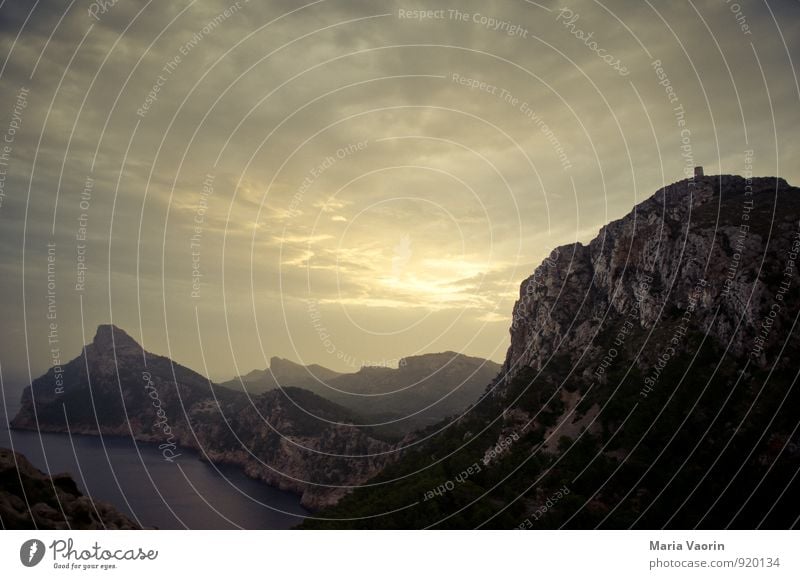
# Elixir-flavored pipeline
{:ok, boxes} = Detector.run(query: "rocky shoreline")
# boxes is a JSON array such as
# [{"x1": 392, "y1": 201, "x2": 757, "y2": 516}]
[{"x1": 0, "y1": 447, "x2": 139, "y2": 529}]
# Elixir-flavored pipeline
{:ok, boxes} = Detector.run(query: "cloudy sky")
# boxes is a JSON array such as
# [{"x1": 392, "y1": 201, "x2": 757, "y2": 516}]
[{"x1": 0, "y1": 0, "x2": 797, "y2": 389}]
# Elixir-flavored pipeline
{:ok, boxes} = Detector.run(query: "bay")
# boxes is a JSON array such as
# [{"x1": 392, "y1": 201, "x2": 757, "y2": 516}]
[{"x1": 0, "y1": 391, "x2": 308, "y2": 529}]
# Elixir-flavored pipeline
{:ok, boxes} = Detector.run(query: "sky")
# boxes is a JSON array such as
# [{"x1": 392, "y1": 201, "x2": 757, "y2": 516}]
[{"x1": 0, "y1": 0, "x2": 798, "y2": 389}]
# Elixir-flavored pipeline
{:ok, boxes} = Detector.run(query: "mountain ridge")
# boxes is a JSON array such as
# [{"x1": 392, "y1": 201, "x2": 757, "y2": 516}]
[
  {"x1": 11, "y1": 325, "x2": 394, "y2": 509},
  {"x1": 220, "y1": 351, "x2": 502, "y2": 434}
]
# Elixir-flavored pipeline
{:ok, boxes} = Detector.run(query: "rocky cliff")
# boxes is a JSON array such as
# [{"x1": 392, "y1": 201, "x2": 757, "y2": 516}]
[
  {"x1": 504, "y1": 174, "x2": 798, "y2": 380},
  {"x1": 11, "y1": 326, "x2": 393, "y2": 509},
  {"x1": 0, "y1": 447, "x2": 139, "y2": 529}
]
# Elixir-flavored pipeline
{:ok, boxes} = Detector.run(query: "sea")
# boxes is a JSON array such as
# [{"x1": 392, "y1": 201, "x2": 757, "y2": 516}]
[{"x1": 0, "y1": 386, "x2": 308, "y2": 529}]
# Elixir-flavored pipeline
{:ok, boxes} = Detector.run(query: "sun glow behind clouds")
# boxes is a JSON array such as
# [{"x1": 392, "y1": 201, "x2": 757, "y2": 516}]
[
  {"x1": 269, "y1": 169, "x2": 522, "y2": 315},
  {"x1": 313, "y1": 236, "x2": 516, "y2": 312},
  {"x1": 378, "y1": 255, "x2": 498, "y2": 306}
]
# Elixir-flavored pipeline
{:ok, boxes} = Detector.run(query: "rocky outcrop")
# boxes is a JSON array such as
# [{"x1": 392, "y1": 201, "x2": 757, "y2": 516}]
[
  {"x1": 0, "y1": 448, "x2": 138, "y2": 529},
  {"x1": 504, "y1": 175, "x2": 799, "y2": 380},
  {"x1": 495, "y1": 174, "x2": 800, "y2": 462},
  {"x1": 11, "y1": 326, "x2": 394, "y2": 510}
]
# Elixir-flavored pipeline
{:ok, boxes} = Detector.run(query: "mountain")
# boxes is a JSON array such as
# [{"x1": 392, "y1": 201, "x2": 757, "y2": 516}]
[
  {"x1": 219, "y1": 357, "x2": 343, "y2": 393},
  {"x1": 303, "y1": 174, "x2": 800, "y2": 529},
  {"x1": 325, "y1": 353, "x2": 501, "y2": 431},
  {"x1": 0, "y1": 447, "x2": 138, "y2": 529},
  {"x1": 11, "y1": 325, "x2": 393, "y2": 509},
  {"x1": 220, "y1": 353, "x2": 501, "y2": 434}
]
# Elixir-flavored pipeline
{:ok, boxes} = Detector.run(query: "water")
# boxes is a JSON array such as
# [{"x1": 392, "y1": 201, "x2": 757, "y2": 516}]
[{"x1": 0, "y1": 391, "x2": 308, "y2": 529}]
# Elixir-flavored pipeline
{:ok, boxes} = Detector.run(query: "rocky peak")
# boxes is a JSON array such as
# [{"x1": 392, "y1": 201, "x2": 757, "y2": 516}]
[
  {"x1": 91, "y1": 324, "x2": 142, "y2": 355},
  {"x1": 399, "y1": 351, "x2": 458, "y2": 370},
  {"x1": 269, "y1": 357, "x2": 343, "y2": 381},
  {"x1": 268, "y1": 356, "x2": 304, "y2": 376},
  {"x1": 648, "y1": 175, "x2": 786, "y2": 215},
  {"x1": 398, "y1": 351, "x2": 501, "y2": 374},
  {"x1": 503, "y1": 174, "x2": 799, "y2": 381}
]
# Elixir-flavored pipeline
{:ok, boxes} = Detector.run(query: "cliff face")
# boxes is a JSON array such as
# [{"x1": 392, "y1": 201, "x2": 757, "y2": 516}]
[
  {"x1": 11, "y1": 326, "x2": 393, "y2": 509},
  {"x1": 504, "y1": 175, "x2": 798, "y2": 379},
  {"x1": 180, "y1": 387, "x2": 394, "y2": 508},
  {"x1": 0, "y1": 447, "x2": 138, "y2": 529},
  {"x1": 304, "y1": 174, "x2": 800, "y2": 529}
]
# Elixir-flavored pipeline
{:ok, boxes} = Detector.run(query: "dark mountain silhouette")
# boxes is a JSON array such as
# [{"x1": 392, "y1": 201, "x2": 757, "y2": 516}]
[
  {"x1": 219, "y1": 357, "x2": 344, "y2": 393},
  {"x1": 220, "y1": 353, "x2": 501, "y2": 434}
]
